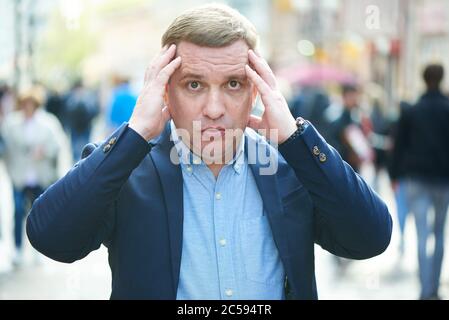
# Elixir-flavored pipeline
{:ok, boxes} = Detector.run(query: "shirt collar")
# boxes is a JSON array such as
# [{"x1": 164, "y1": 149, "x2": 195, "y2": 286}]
[{"x1": 170, "y1": 120, "x2": 245, "y2": 175}]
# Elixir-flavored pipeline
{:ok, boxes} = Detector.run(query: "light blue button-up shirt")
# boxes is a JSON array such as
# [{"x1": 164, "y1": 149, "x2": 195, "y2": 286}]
[{"x1": 170, "y1": 121, "x2": 285, "y2": 300}]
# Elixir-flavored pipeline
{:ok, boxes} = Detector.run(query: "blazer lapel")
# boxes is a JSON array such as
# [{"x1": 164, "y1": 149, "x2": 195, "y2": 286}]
[{"x1": 149, "y1": 124, "x2": 184, "y2": 294}]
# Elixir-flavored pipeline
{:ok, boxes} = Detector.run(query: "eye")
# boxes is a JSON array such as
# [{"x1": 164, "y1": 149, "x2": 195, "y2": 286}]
[
  {"x1": 188, "y1": 81, "x2": 201, "y2": 90},
  {"x1": 228, "y1": 80, "x2": 241, "y2": 90}
]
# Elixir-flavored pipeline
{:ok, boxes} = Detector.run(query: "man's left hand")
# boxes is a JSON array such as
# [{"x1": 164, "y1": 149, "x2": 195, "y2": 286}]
[{"x1": 245, "y1": 49, "x2": 297, "y2": 144}]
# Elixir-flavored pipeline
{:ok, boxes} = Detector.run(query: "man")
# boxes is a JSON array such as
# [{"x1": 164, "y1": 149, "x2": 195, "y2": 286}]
[
  {"x1": 390, "y1": 64, "x2": 449, "y2": 300},
  {"x1": 26, "y1": 4, "x2": 392, "y2": 299}
]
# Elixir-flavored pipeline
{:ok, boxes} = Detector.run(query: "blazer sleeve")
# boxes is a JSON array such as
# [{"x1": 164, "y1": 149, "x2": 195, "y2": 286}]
[
  {"x1": 279, "y1": 123, "x2": 392, "y2": 259},
  {"x1": 26, "y1": 123, "x2": 151, "y2": 263}
]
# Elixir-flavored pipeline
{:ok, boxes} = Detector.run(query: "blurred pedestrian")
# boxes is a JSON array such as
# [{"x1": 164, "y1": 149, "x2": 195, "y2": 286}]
[
  {"x1": 0, "y1": 130, "x2": 4, "y2": 157},
  {"x1": 0, "y1": 84, "x2": 14, "y2": 123},
  {"x1": 0, "y1": 86, "x2": 63, "y2": 266},
  {"x1": 369, "y1": 98, "x2": 393, "y2": 192},
  {"x1": 45, "y1": 89, "x2": 67, "y2": 130},
  {"x1": 388, "y1": 100, "x2": 412, "y2": 257},
  {"x1": 0, "y1": 84, "x2": 9, "y2": 244},
  {"x1": 328, "y1": 84, "x2": 374, "y2": 174},
  {"x1": 290, "y1": 86, "x2": 330, "y2": 136},
  {"x1": 107, "y1": 76, "x2": 137, "y2": 132},
  {"x1": 0, "y1": 85, "x2": 8, "y2": 155},
  {"x1": 390, "y1": 64, "x2": 449, "y2": 300},
  {"x1": 65, "y1": 80, "x2": 99, "y2": 162},
  {"x1": 326, "y1": 84, "x2": 376, "y2": 274}
]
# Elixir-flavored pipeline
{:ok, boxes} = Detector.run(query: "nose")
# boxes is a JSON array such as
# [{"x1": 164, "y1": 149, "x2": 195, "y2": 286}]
[{"x1": 203, "y1": 88, "x2": 225, "y2": 120}]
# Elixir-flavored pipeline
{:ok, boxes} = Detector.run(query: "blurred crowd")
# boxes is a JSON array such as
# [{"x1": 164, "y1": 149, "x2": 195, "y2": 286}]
[
  {"x1": 0, "y1": 58, "x2": 449, "y2": 299},
  {"x1": 0, "y1": 76, "x2": 137, "y2": 267},
  {"x1": 287, "y1": 63, "x2": 449, "y2": 300}
]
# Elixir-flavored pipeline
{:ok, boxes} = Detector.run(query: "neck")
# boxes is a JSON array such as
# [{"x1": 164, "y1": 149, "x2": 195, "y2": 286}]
[
  {"x1": 204, "y1": 152, "x2": 234, "y2": 178},
  {"x1": 195, "y1": 142, "x2": 243, "y2": 179},
  {"x1": 207, "y1": 163, "x2": 225, "y2": 178}
]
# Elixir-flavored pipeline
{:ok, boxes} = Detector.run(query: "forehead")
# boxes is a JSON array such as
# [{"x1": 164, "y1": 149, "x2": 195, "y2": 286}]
[{"x1": 176, "y1": 40, "x2": 249, "y2": 78}]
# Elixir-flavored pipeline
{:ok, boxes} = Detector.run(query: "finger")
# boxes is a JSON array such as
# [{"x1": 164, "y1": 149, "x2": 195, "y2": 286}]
[
  {"x1": 252, "y1": 49, "x2": 262, "y2": 57},
  {"x1": 145, "y1": 46, "x2": 168, "y2": 82},
  {"x1": 248, "y1": 50, "x2": 277, "y2": 89},
  {"x1": 245, "y1": 65, "x2": 272, "y2": 100},
  {"x1": 247, "y1": 114, "x2": 263, "y2": 130},
  {"x1": 156, "y1": 44, "x2": 177, "y2": 73},
  {"x1": 250, "y1": 49, "x2": 270, "y2": 68},
  {"x1": 155, "y1": 56, "x2": 182, "y2": 87},
  {"x1": 248, "y1": 49, "x2": 276, "y2": 86},
  {"x1": 153, "y1": 44, "x2": 171, "y2": 66},
  {"x1": 145, "y1": 44, "x2": 177, "y2": 83},
  {"x1": 162, "y1": 44, "x2": 170, "y2": 52}
]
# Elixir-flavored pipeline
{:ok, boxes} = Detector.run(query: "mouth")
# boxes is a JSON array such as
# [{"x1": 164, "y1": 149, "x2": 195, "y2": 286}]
[{"x1": 201, "y1": 126, "x2": 225, "y2": 139}]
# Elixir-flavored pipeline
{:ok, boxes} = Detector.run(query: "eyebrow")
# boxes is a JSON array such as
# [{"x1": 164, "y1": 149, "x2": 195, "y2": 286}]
[
  {"x1": 226, "y1": 74, "x2": 248, "y2": 82},
  {"x1": 179, "y1": 73, "x2": 205, "y2": 81},
  {"x1": 178, "y1": 73, "x2": 248, "y2": 82}
]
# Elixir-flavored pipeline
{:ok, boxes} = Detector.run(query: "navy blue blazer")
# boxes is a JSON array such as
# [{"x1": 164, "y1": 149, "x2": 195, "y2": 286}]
[{"x1": 26, "y1": 122, "x2": 392, "y2": 299}]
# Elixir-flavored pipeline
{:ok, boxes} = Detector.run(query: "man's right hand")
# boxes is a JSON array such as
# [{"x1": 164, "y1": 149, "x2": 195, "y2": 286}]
[{"x1": 129, "y1": 44, "x2": 181, "y2": 141}]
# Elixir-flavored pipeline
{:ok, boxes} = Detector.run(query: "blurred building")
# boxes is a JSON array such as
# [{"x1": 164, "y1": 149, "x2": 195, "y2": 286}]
[
  {"x1": 269, "y1": 0, "x2": 449, "y2": 112},
  {"x1": 78, "y1": 0, "x2": 273, "y2": 87},
  {"x1": 0, "y1": 0, "x2": 54, "y2": 92},
  {"x1": 2, "y1": 0, "x2": 449, "y2": 108}
]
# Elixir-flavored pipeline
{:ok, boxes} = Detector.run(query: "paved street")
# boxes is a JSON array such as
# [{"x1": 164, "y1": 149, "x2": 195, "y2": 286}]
[{"x1": 1, "y1": 159, "x2": 448, "y2": 300}]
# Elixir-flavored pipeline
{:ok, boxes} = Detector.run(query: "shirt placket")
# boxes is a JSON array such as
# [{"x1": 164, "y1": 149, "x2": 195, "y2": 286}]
[{"x1": 213, "y1": 167, "x2": 238, "y2": 299}]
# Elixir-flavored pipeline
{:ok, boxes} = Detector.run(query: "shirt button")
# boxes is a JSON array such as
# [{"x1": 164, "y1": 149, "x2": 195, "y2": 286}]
[
  {"x1": 219, "y1": 239, "x2": 227, "y2": 247},
  {"x1": 225, "y1": 289, "x2": 233, "y2": 297},
  {"x1": 313, "y1": 146, "x2": 320, "y2": 156},
  {"x1": 215, "y1": 192, "x2": 222, "y2": 200},
  {"x1": 193, "y1": 158, "x2": 201, "y2": 165}
]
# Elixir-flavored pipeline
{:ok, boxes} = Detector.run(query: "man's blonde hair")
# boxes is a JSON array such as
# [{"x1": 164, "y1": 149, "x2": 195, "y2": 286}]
[{"x1": 162, "y1": 3, "x2": 259, "y2": 50}]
